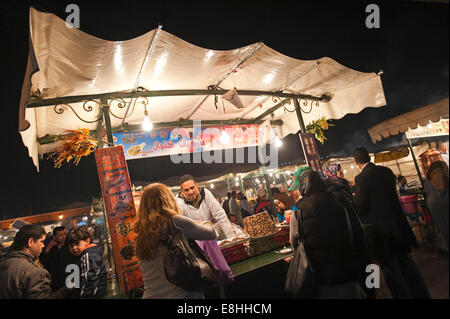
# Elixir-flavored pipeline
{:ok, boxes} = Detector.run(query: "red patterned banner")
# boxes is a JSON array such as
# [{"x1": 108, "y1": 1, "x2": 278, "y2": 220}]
[{"x1": 94, "y1": 145, "x2": 143, "y2": 296}]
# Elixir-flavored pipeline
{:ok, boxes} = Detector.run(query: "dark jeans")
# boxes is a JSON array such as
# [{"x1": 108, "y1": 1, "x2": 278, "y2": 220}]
[{"x1": 381, "y1": 254, "x2": 431, "y2": 299}]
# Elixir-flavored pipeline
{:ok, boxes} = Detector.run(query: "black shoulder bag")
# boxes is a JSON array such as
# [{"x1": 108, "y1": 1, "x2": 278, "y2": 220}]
[
  {"x1": 162, "y1": 217, "x2": 220, "y2": 292},
  {"x1": 284, "y1": 209, "x2": 318, "y2": 298}
]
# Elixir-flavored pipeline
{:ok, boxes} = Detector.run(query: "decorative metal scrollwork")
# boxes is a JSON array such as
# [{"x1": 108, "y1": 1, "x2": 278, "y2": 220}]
[
  {"x1": 271, "y1": 95, "x2": 295, "y2": 113},
  {"x1": 108, "y1": 98, "x2": 130, "y2": 119},
  {"x1": 53, "y1": 96, "x2": 151, "y2": 122},
  {"x1": 54, "y1": 100, "x2": 103, "y2": 123},
  {"x1": 298, "y1": 98, "x2": 320, "y2": 114}
]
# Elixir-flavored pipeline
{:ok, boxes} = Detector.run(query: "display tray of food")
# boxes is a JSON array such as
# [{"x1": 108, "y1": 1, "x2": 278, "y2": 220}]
[
  {"x1": 217, "y1": 236, "x2": 250, "y2": 249},
  {"x1": 243, "y1": 211, "x2": 277, "y2": 238},
  {"x1": 220, "y1": 242, "x2": 250, "y2": 264}
]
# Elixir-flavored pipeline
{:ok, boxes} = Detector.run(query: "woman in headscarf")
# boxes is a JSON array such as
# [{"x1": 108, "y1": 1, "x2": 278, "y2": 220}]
[
  {"x1": 324, "y1": 163, "x2": 352, "y2": 195},
  {"x1": 323, "y1": 164, "x2": 375, "y2": 298},
  {"x1": 424, "y1": 161, "x2": 449, "y2": 254},
  {"x1": 288, "y1": 167, "x2": 367, "y2": 299}
]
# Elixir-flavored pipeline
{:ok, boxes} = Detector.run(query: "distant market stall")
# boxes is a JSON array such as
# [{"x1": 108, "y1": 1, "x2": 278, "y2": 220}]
[
  {"x1": 14, "y1": 7, "x2": 387, "y2": 297},
  {"x1": 368, "y1": 98, "x2": 449, "y2": 187}
]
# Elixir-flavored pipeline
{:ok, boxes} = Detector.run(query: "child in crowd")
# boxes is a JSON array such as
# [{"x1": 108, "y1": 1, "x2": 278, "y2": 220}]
[{"x1": 66, "y1": 225, "x2": 107, "y2": 299}]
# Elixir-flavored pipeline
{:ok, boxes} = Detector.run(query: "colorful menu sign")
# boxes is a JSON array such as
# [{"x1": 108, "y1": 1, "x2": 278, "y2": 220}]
[
  {"x1": 299, "y1": 132, "x2": 324, "y2": 177},
  {"x1": 94, "y1": 145, "x2": 143, "y2": 296},
  {"x1": 113, "y1": 124, "x2": 261, "y2": 160}
]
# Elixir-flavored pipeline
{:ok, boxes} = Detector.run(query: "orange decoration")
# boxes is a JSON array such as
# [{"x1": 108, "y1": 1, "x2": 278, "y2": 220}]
[{"x1": 47, "y1": 129, "x2": 99, "y2": 168}]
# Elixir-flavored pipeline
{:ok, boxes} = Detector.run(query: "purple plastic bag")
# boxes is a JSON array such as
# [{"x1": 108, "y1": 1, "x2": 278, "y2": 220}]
[{"x1": 196, "y1": 240, "x2": 235, "y2": 285}]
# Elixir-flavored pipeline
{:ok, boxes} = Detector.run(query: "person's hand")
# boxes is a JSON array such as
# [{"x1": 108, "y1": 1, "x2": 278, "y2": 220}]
[{"x1": 45, "y1": 238, "x2": 57, "y2": 253}]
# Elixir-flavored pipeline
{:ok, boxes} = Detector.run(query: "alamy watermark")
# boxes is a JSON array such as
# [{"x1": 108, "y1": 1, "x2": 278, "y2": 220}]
[
  {"x1": 365, "y1": 4, "x2": 380, "y2": 29},
  {"x1": 65, "y1": 264, "x2": 80, "y2": 288},
  {"x1": 65, "y1": 4, "x2": 80, "y2": 29},
  {"x1": 366, "y1": 264, "x2": 380, "y2": 288},
  {"x1": 169, "y1": 121, "x2": 279, "y2": 169}
]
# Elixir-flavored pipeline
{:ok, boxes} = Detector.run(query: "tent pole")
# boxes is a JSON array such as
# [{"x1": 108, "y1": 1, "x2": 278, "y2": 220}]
[
  {"x1": 293, "y1": 98, "x2": 307, "y2": 133},
  {"x1": 257, "y1": 147, "x2": 277, "y2": 218},
  {"x1": 102, "y1": 98, "x2": 114, "y2": 145},
  {"x1": 406, "y1": 134, "x2": 424, "y2": 188}
]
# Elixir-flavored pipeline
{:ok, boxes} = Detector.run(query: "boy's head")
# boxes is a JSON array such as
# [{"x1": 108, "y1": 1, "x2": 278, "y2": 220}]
[{"x1": 66, "y1": 225, "x2": 93, "y2": 256}]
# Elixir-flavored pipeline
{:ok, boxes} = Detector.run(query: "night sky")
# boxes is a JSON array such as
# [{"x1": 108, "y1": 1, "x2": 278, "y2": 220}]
[{"x1": 1, "y1": 0, "x2": 448, "y2": 218}]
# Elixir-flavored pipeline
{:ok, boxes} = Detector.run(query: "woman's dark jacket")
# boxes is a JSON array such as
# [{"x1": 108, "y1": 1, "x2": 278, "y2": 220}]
[
  {"x1": 294, "y1": 191, "x2": 362, "y2": 286},
  {"x1": 323, "y1": 179, "x2": 373, "y2": 269}
]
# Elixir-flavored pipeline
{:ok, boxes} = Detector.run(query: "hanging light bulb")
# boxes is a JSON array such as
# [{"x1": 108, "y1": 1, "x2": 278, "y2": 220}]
[
  {"x1": 142, "y1": 110, "x2": 153, "y2": 131},
  {"x1": 427, "y1": 121, "x2": 433, "y2": 129},
  {"x1": 275, "y1": 136, "x2": 282, "y2": 148},
  {"x1": 221, "y1": 128, "x2": 230, "y2": 144},
  {"x1": 210, "y1": 184, "x2": 214, "y2": 188},
  {"x1": 235, "y1": 182, "x2": 239, "y2": 186},
  {"x1": 255, "y1": 178, "x2": 260, "y2": 183}
]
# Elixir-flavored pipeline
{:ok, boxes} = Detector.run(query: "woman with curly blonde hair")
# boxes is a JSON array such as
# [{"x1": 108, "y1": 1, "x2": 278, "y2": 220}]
[{"x1": 134, "y1": 183, "x2": 217, "y2": 299}]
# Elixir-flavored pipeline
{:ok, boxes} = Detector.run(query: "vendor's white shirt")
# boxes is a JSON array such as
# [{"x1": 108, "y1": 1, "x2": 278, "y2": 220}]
[
  {"x1": 177, "y1": 188, "x2": 236, "y2": 239},
  {"x1": 441, "y1": 152, "x2": 449, "y2": 169}
]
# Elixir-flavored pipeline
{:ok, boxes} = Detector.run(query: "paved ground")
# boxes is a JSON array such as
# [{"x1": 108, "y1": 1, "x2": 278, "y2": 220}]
[{"x1": 376, "y1": 240, "x2": 449, "y2": 299}]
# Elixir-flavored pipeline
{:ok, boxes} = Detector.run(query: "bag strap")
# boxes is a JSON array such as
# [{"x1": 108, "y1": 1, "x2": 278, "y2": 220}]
[
  {"x1": 294, "y1": 207, "x2": 315, "y2": 272},
  {"x1": 343, "y1": 207, "x2": 354, "y2": 250},
  {"x1": 294, "y1": 208, "x2": 304, "y2": 245}
]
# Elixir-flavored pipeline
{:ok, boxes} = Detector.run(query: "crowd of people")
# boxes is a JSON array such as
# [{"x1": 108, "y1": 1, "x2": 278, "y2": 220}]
[{"x1": 0, "y1": 145, "x2": 447, "y2": 299}]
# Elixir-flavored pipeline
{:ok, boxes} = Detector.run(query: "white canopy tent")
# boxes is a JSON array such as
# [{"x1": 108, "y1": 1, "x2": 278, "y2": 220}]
[
  {"x1": 20, "y1": 7, "x2": 386, "y2": 170},
  {"x1": 367, "y1": 97, "x2": 449, "y2": 187},
  {"x1": 367, "y1": 98, "x2": 449, "y2": 144}
]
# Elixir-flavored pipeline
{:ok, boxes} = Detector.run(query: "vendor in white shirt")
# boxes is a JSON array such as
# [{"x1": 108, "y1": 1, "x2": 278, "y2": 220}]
[{"x1": 176, "y1": 174, "x2": 236, "y2": 239}]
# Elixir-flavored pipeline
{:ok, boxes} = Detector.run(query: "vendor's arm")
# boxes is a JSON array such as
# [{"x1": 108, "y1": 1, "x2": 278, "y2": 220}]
[
  {"x1": 205, "y1": 189, "x2": 236, "y2": 238},
  {"x1": 174, "y1": 215, "x2": 217, "y2": 241}
]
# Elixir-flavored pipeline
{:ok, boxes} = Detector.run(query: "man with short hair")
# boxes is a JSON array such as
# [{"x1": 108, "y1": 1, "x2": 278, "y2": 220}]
[
  {"x1": 229, "y1": 191, "x2": 244, "y2": 227},
  {"x1": 352, "y1": 146, "x2": 431, "y2": 299},
  {"x1": 223, "y1": 192, "x2": 232, "y2": 217},
  {"x1": 177, "y1": 174, "x2": 236, "y2": 239},
  {"x1": 437, "y1": 142, "x2": 449, "y2": 168},
  {"x1": 0, "y1": 224, "x2": 72, "y2": 299},
  {"x1": 40, "y1": 226, "x2": 80, "y2": 291}
]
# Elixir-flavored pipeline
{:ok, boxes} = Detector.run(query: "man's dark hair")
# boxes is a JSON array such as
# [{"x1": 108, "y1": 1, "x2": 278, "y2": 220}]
[
  {"x1": 66, "y1": 225, "x2": 93, "y2": 245},
  {"x1": 179, "y1": 174, "x2": 195, "y2": 186},
  {"x1": 12, "y1": 224, "x2": 46, "y2": 251},
  {"x1": 397, "y1": 175, "x2": 406, "y2": 182},
  {"x1": 231, "y1": 191, "x2": 236, "y2": 196},
  {"x1": 52, "y1": 226, "x2": 66, "y2": 236},
  {"x1": 226, "y1": 192, "x2": 232, "y2": 198},
  {"x1": 353, "y1": 147, "x2": 371, "y2": 164}
]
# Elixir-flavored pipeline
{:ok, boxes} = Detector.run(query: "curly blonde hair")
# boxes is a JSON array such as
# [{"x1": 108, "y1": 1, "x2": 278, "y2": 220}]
[{"x1": 134, "y1": 183, "x2": 181, "y2": 260}]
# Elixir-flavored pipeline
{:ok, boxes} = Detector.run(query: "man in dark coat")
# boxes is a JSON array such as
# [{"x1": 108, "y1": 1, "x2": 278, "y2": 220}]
[
  {"x1": 0, "y1": 224, "x2": 72, "y2": 299},
  {"x1": 352, "y1": 147, "x2": 430, "y2": 299},
  {"x1": 39, "y1": 226, "x2": 80, "y2": 291}
]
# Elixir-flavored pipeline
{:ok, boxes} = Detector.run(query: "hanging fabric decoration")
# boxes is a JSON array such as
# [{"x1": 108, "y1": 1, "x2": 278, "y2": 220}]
[{"x1": 221, "y1": 88, "x2": 245, "y2": 109}]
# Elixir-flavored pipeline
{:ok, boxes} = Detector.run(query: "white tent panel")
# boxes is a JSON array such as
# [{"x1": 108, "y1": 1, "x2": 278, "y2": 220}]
[
  {"x1": 22, "y1": 7, "x2": 387, "y2": 170},
  {"x1": 368, "y1": 98, "x2": 449, "y2": 143}
]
